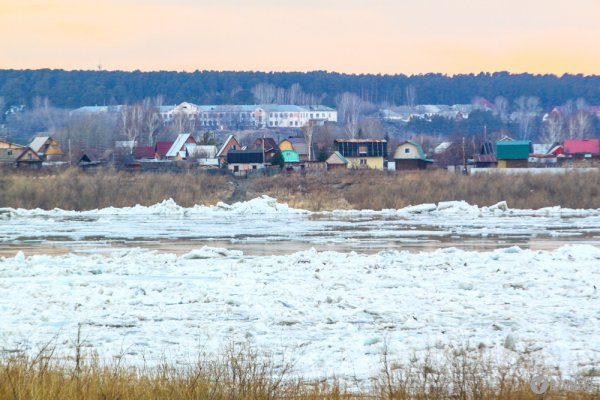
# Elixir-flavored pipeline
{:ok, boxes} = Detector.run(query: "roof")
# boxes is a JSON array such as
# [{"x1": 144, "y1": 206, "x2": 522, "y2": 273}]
[
  {"x1": 227, "y1": 150, "x2": 264, "y2": 164},
  {"x1": 496, "y1": 140, "x2": 532, "y2": 160},
  {"x1": 155, "y1": 141, "x2": 174, "y2": 157},
  {"x1": 434, "y1": 141, "x2": 452, "y2": 154},
  {"x1": 133, "y1": 146, "x2": 155, "y2": 159},
  {"x1": 326, "y1": 151, "x2": 349, "y2": 165},
  {"x1": 16, "y1": 148, "x2": 43, "y2": 163},
  {"x1": 28, "y1": 136, "x2": 50, "y2": 153},
  {"x1": 336, "y1": 139, "x2": 387, "y2": 158},
  {"x1": 563, "y1": 139, "x2": 600, "y2": 155},
  {"x1": 281, "y1": 150, "x2": 300, "y2": 163},
  {"x1": 254, "y1": 138, "x2": 278, "y2": 152},
  {"x1": 473, "y1": 154, "x2": 497, "y2": 163},
  {"x1": 216, "y1": 135, "x2": 238, "y2": 157},
  {"x1": 166, "y1": 133, "x2": 194, "y2": 157},
  {"x1": 334, "y1": 139, "x2": 387, "y2": 143}
]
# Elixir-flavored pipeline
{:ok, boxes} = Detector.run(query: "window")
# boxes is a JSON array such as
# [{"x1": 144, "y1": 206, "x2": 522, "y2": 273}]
[
  {"x1": 231, "y1": 145, "x2": 236, "y2": 150},
  {"x1": 359, "y1": 145, "x2": 368, "y2": 155},
  {"x1": 360, "y1": 159, "x2": 367, "y2": 165},
  {"x1": 404, "y1": 148, "x2": 411, "y2": 154},
  {"x1": 252, "y1": 165, "x2": 257, "y2": 170},
  {"x1": 7, "y1": 150, "x2": 12, "y2": 155}
]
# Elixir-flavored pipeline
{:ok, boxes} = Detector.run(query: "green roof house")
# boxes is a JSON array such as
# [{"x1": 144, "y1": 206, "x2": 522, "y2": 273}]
[
  {"x1": 496, "y1": 140, "x2": 532, "y2": 168},
  {"x1": 393, "y1": 140, "x2": 433, "y2": 170}
]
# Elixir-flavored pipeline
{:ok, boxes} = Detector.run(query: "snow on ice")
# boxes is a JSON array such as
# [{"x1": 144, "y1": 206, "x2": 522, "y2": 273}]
[{"x1": 0, "y1": 244, "x2": 598, "y2": 380}]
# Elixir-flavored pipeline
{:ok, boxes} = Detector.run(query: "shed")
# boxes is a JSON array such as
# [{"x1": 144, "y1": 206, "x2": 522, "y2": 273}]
[
  {"x1": 11, "y1": 147, "x2": 43, "y2": 168},
  {"x1": 325, "y1": 151, "x2": 349, "y2": 170}
]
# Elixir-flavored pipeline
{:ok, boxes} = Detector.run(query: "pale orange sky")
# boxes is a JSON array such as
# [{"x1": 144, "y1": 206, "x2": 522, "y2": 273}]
[{"x1": 1, "y1": 0, "x2": 599, "y2": 75}]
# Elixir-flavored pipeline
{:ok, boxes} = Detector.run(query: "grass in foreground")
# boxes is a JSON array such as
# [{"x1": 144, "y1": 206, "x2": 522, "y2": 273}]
[{"x1": 1, "y1": 342, "x2": 598, "y2": 400}]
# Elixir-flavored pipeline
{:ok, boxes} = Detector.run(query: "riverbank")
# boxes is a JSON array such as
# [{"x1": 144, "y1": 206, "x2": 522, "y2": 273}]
[{"x1": 1, "y1": 168, "x2": 600, "y2": 211}]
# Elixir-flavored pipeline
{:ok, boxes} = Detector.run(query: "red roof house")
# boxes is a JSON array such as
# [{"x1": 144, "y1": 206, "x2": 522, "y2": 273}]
[{"x1": 563, "y1": 139, "x2": 600, "y2": 156}]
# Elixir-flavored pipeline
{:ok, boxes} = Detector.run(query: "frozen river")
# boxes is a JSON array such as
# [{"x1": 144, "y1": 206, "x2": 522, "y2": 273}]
[{"x1": 1, "y1": 196, "x2": 599, "y2": 380}]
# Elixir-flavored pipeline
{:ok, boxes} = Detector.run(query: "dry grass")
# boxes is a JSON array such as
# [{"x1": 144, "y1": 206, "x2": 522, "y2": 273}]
[
  {"x1": 249, "y1": 169, "x2": 600, "y2": 211},
  {"x1": 2, "y1": 168, "x2": 600, "y2": 211},
  {"x1": 0, "y1": 168, "x2": 232, "y2": 210},
  {"x1": 1, "y1": 339, "x2": 598, "y2": 400}
]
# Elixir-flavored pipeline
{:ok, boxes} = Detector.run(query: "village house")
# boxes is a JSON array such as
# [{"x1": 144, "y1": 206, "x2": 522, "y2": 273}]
[
  {"x1": 496, "y1": 140, "x2": 532, "y2": 168},
  {"x1": 28, "y1": 136, "x2": 65, "y2": 161},
  {"x1": 216, "y1": 135, "x2": 241, "y2": 167},
  {"x1": 0, "y1": 139, "x2": 43, "y2": 168},
  {"x1": 279, "y1": 137, "x2": 309, "y2": 161},
  {"x1": 393, "y1": 140, "x2": 434, "y2": 170},
  {"x1": 226, "y1": 150, "x2": 264, "y2": 175},
  {"x1": 561, "y1": 139, "x2": 600, "y2": 167},
  {"x1": 334, "y1": 138, "x2": 387, "y2": 170}
]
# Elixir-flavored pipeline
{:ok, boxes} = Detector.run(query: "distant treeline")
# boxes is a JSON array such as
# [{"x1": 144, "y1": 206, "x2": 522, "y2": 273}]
[{"x1": 1, "y1": 69, "x2": 600, "y2": 109}]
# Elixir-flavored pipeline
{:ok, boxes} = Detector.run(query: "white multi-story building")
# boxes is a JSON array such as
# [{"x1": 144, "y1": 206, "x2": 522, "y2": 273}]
[
  {"x1": 72, "y1": 102, "x2": 338, "y2": 130},
  {"x1": 164, "y1": 103, "x2": 337, "y2": 130}
]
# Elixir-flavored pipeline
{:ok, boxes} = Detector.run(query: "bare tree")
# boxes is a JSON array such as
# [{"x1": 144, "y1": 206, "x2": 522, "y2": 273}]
[
  {"x1": 359, "y1": 117, "x2": 383, "y2": 138},
  {"x1": 539, "y1": 112, "x2": 564, "y2": 143},
  {"x1": 493, "y1": 96, "x2": 509, "y2": 122},
  {"x1": 142, "y1": 96, "x2": 164, "y2": 146},
  {"x1": 119, "y1": 103, "x2": 144, "y2": 153},
  {"x1": 336, "y1": 92, "x2": 363, "y2": 138},
  {"x1": 405, "y1": 84, "x2": 417, "y2": 109},
  {"x1": 302, "y1": 120, "x2": 316, "y2": 161},
  {"x1": 514, "y1": 96, "x2": 541, "y2": 140},
  {"x1": 567, "y1": 111, "x2": 591, "y2": 139}
]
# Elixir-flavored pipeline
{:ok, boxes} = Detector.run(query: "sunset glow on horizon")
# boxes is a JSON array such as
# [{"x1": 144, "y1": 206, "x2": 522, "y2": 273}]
[{"x1": 1, "y1": 0, "x2": 599, "y2": 75}]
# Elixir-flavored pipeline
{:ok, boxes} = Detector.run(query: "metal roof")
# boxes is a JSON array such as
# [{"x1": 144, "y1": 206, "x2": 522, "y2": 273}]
[
  {"x1": 281, "y1": 150, "x2": 300, "y2": 163},
  {"x1": 28, "y1": 136, "x2": 50, "y2": 153},
  {"x1": 155, "y1": 141, "x2": 174, "y2": 156},
  {"x1": 496, "y1": 140, "x2": 532, "y2": 160},
  {"x1": 227, "y1": 150, "x2": 264, "y2": 164},
  {"x1": 334, "y1": 139, "x2": 387, "y2": 143},
  {"x1": 166, "y1": 133, "x2": 193, "y2": 157},
  {"x1": 563, "y1": 139, "x2": 600, "y2": 155}
]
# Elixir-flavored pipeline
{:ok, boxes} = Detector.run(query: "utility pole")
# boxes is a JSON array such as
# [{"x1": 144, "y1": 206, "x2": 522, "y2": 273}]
[{"x1": 462, "y1": 136, "x2": 467, "y2": 175}]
